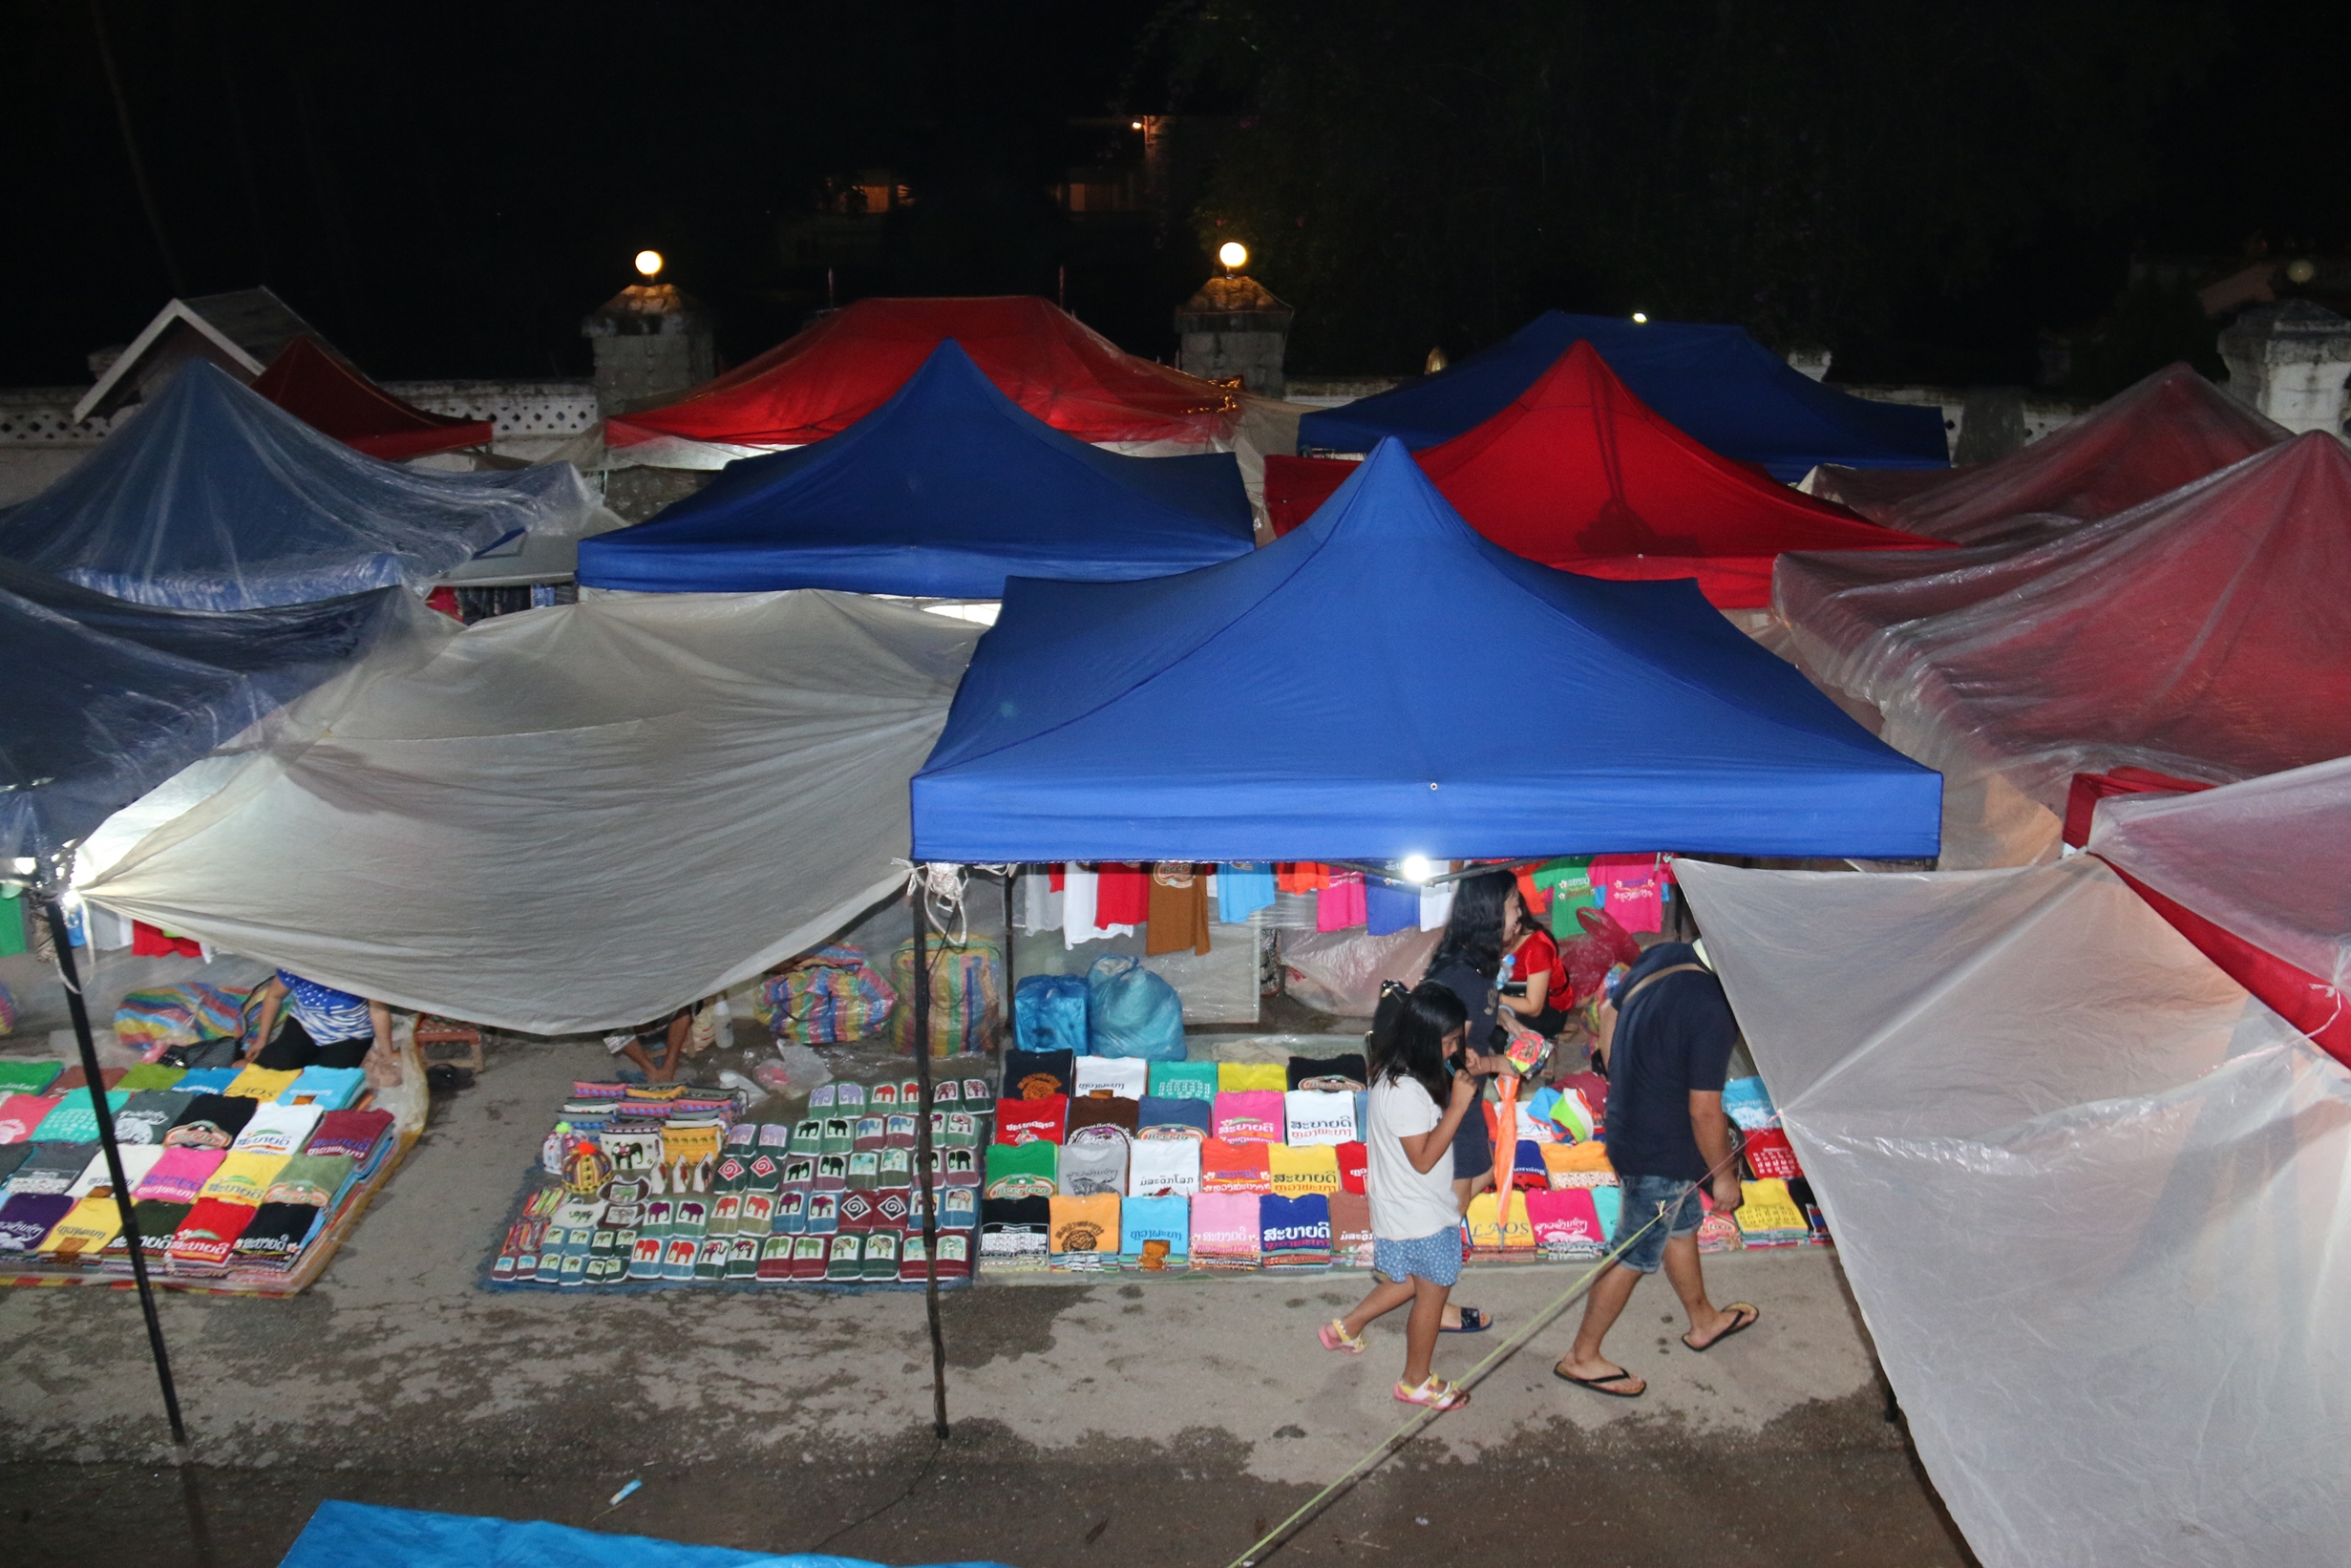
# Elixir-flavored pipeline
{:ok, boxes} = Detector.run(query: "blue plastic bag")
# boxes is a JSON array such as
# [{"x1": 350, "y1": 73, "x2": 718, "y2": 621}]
[
  {"x1": 1086, "y1": 954, "x2": 1186, "y2": 1061},
  {"x1": 1014, "y1": 974, "x2": 1092, "y2": 1057}
]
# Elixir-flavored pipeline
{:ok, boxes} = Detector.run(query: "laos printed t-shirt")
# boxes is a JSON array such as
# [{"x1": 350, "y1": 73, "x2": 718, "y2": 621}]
[
  {"x1": 1466, "y1": 1190, "x2": 1535, "y2": 1250},
  {"x1": 1198, "y1": 1137, "x2": 1271, "y2": 1194},
  {"x1": 1526, "y1": 1187, "x2": 1607, "y2": 1255},
  {"x1": 1072, "y1": 1056, "x2": 1148, "y2": 1099},
  {"x1": 1048, "y1": 1193, "x2": 1119, "y2": 1260},
  {"x1": 984, "y1": 1139, "x2": 1058, "y2": 1198},
  {"x1": 1137, "y1": 1096, "x2": 1211, "y2": 1137},
  {"x1": 231, "y1": 1103, "x2": 322, "y2": 1157},
  {"x1": 1259, "y1": 1193, "x2": 1333, "y2": 1266},
  {"x1": 1127, "y1": 1137, "x2": 1200, "y2": 1197},
  {"x1": 1188, "y1": 1192, "x2": 1260, "y2": 1261},
  {"x1": 1147, "y1": 1062, "x2": 1218, "y2": 1102},
  {"x1": 1216, "y1": 1062, "x2": 1286, "y2": 1094},
  {"x1": 1059, "y1": 1126, "x2": 1129, "y2": 1196},
  {"x1": 1211, "y1": 1091, "x2": 1283, "y2": 1143},
  {"x1": 1281, "y1": 1090, "x2": 1356, "y2": 1145},
  {"x1": 994, "y1": 1095, "x2": 1067, "y2": 1146},
  {"x1": 1119, "y1": 1194, "x2": 1190, "y2": 1264},
  {"x1": 1003, "y1": 1048, "x2": 1075, "y2": 1101},
  {"x1": 34, "y1": 1091, "x2": 129, "y2": 1144},
  {"x1": 1267, "y1": 1143, "x2": 1341, "y2": 1197}
]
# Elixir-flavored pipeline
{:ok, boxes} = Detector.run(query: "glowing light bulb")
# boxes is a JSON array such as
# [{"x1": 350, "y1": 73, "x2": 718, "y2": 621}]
[
  {"x1": 634, "y1": 249, "x2": 665, "y2": 279},
  {"x1": 1218, "y1": 241, "x2": 1248, "y2": 270},
  {"x1": 1631, "y1": 310, "x2": 1648, "y2": 324},
  {"x1": 1131, "y1": 119, "x2": 1145, "y2": 130},
  {"x1": 1400, "y1": 855, "x2": 1434, "y2": 883}
]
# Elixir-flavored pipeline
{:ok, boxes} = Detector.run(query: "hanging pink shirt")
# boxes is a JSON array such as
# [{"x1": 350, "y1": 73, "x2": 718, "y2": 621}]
[
  {"x1": 1315, "y1": 871, "x2": 1368, "y2": 932},
  {"x1": 1588, "y1": 854, "x2": 1664, "y2": 933}
]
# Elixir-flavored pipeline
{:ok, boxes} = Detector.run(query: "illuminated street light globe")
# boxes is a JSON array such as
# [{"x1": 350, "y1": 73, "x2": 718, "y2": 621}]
[
  {"x1": 1218, "y1": 241, "x2": 1249, "y2": 270},
  {"x1": 634, "y1": 250, "x2": 665, "y2": 279}
]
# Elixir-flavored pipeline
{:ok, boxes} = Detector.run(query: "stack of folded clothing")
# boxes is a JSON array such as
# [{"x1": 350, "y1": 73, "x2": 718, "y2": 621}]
[
  {"x1": 1048, "y1": 1191, "x2": 1119, "y2": 1272},
  {"x1": 199, "y1": 1151, "x2": 288, "y2": 1210},
  {"x1": 229, "y1": 1154, "x2": 357, "y2": 1271},
  {"x1": 35, "y1": 1194, "x2": 126, "y2": 1265},
  {"x1": 1740, "y1": 1127, "x2": 1803, "y2": 1181},
  {"x1": 172, "y1": 1067, "x2": 242, "y2": 1095},
  {"x1": 1525, "y1": 1187, "x2": 1609, "y2": 1258},
  {"x1": 980, "y1": 1196, "x2": 1050, "y2": 1272},
  {"x1": 1068, "y1": 1091, "x2": 1139, "y2": 1136},
  {"x1": 224, "y1": 1064, "x2": 300, "y2": 1101},
  {"x1": 1136, "y1": 1095, "x2": 1211, "y2": 1140},
  {"x1": 34, "y1": 1091, "x2": 129, "y2": 1144},
  {"x1": 168, "y1": 1196, "x2": 257, "y2": 1274},
  {"x1": 1281, "y1": 1089, "x2": 1356, "y2": 1146},
  {"x1": 165, "y1": 1094, "x2": 257, "y2": 1150},
  {"x1": 114, "y1": 1088, "x2": 198, "y2": 1145},
  {"x1": 1146, "y1": 1060, "x2": 1218, "y2": 1103},
  {"x1": 308, "y1": 1109, "x2": 396, "y2": 1177},
  {"x1": 1128, "y1": 1134, "x2": 1201, "y2": 1197},
  {"x1": 1268, "y1": 1142, "x2": 1341, "y2": 1197},
  {"x1": 1059, "y1": 1124, "x2": 1130, "y2": 1196},
  {"x1": 1212, "y1": 1089, "x2": 1284, "y2": 1144},
  {"x1": 1258, "y1": 1193, "x2": 1332, "y2": 1270},
  {"x1": 1217, "y1": 1062, "x2": 1286, "y2": 1094},
  {"x1": 8, "y1": 1142, "x2": 95, "y2": 1197},
  {"x1": 995, "y1": 1093, "x2": 1068, "y2": 1147},
  {"x1": 1466, "y1": 1191, "x2": 1534, "y2": 1259},
  {"x1": 0, "y1": 1191, "x2": 74, "y2": 1255},
  {"x1": 1117, "y1": 1193, "x2": 1190, "y2": 1270},
  {"x1": 0, "y1": 1094, "x2": 63, "y2": 1143},
  {"x1": 230, "y1": 1103, "x2": 323, "y2": 1158},
  {"x1": 1540, "y1": 1140, "x2": 1617, "y2": 1189},
  {"x1": 1730, "y1": 1178, "x2": 1811, "y2": 1247},
  {"x1": 1002, "y1": 1048, "x2": 1075, "y2": 1101},
  {"x1": 1198, "y1": 1137, "x2": 1271, "y2": 1195},
  {"x1": 1328, "y1": 1191, "x2": 1375, "y2": 1268},
  {"x1": 134, "y1": 1146, "x2": 224, "y2": 1205},
  {"x1": 278, "y1": 1065, "x2": 368, "y2": 1111},
  {"x1": 984, "y1": 1139, "x2": 1056, "y2": 1198},
  {"x1": 100, "y1": 1197, "x2": 195, "y2": 1272},
  {"x1": 1187, "y1": 1191, "x2": 1260, "y2": 1271},
  {"x1": 1072, "y1": 1056, "x2": 1148, "y2": 1100},
  {"x1": 0, "y1": 1061, "x2": 63, "y2": 1095},
  {"x1": 71, "y1": 1145, "x2": 163, "y2": 1197}
]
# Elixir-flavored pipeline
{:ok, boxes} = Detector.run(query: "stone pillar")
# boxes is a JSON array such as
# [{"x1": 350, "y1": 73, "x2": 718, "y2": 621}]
[
  {"x1": 1175, "y1": 276, "x2": 1294, "y2": 398},
  {"x1": 2217, "y1": 300, "x2": 2351, "y2": 438},
  {"x1": 581, "y1": 283, "x2": 715, "y2": 418}
]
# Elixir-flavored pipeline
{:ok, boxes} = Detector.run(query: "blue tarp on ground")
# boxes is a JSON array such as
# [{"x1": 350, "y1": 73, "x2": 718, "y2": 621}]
[
  {"x1": 278, "y1": 1500, "x2": 1015, "y2": 1568},
  {"x1": 1298, "y1": 311, "x2": 1950, "y2": 481},
  {"x1": 912, "y1": 441, "x2": 1941, "y2": 862},
  {"x1": 577, "y1": 343, "x2": 1255, "y2": 597},
  {"x1": 0, "y1": 555, "x2": 408, "y2": 864},
  {"x1": 0, "y1": 360, "x2": 604, "y2": 609}
]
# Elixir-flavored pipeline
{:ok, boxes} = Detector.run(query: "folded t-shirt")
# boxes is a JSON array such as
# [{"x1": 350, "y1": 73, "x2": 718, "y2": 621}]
[
  {"x1": 1198, "y1": 1137, "x2": 1272, "y2": 1195},
  {"x1": 1335, "y1": 1140, "x2": 1369, "y2": 1194},
  {"x1": 0, "y1": 1094, "x2": 63, "y2": 1144},
  {"x1": 114, "y1": 1090, "x2": 197, "y2": 1145},
  {"x1": 994, "y1": 1095, "x2": 1067, "y2": 1146},
  {"x1": 0, "y1": 1191, "x2": 75, "y2": 1251},
  {"x1": 68, "y1": 1144, "x2": 164, "y2": 1197},
  {"x1": 222, "y1": 1066, "x2": 301, "y2": 1101},
  {"x1": 1072, "y1": 1056, "x2": 1149, "y2": 1100},
  {"x1": 1286, "y1": 1053, "x2": 1368, "y2": 1091},
  {"x1": 1068, "y1": 1093, "x2": 1141, "y2": 1135},
  {"x1": 1328, "y1": 1190, "x2": 1375, "y2": 1263},
  {"x1": 1136, "y1": 1096, "x2": 1212, "y2": 1138},
  {"x1": 1268, "y1": 1142, "x2": 1342, "y2": 1197},
  {"x1": 1128, "y1": 1136, "x2": 1201, "y2": 1197},
  {"x1": 1048, "y1": 1192, "x2": 1119, "y2": 1261},
  {"x1": 34, "y1": 1091, "x2": 129, "y2": 1144},
  {"x1": 52, "y1": 1065, "x2": 128, "y2": 1094},
  {"x1": 1212, "y1": 1090, "x2": 1283, "y2": 1144},
  {"x1": 114, "y1": 1064, "x2": 187, "y2": 1092},
  {"x1": 230, "y1": 1103, "x2": 323, "y2": 1157},
  {"x1": 1002, "y1": 1048, "x2": 1076, "y2": 1101},
  {"x1": 0, "y1": 1062, "x2": 63, "y2": 1094},
  {"x1": 200, "y1": 1152, "x2": 288, "y2": 1207},
  {"x1": 1118, "y1": 1193, "x2": 1190, "y2": 1266},
  {"x1": 984, "y1": 1138, "x2": 1058, "y2": 1198},
  {"x1": 978, "y1": 1196, "x2": 1050, "y2": 1267},
  {"x1": 1526, "y1": 1187, "x2": 1607, "y2": 1255},
  {"x1": 1146, "y1": 1061, "x2": 1218, "y2": 1102},
  {"x1": 135, "y1": 1145, "x2": 226, "y2": 1203},
  {"x1": 1260, "y1": 1193, "x2": 1333, "y2": 1266},
  {"x1": 37, "y1": 1194, "x2": 124, "y2": 1260},
  {"x1": 306, "y1": 1109, "x2": 394, "y2": 1160},
  {"x1": 1216, "y1": 1062, "x2": 1287, "y2": 1093},
  {"x1": 7, "y1": 1143, "x2": 94, "y2": 1196},
  {"x1": 278, "y1": 1066, "x2": 368, "y2": 1111},
  {"x1": 1059, "y1": 1125, "x2": 1130, "y2": 1196},
  {"x1": 262, "y1": 1153, "x2": 355, "y2": 1209},
  {"x1": 1188, "y1": 1191, "x2": 1261, "y2": 1261},
  {"x1": 1466, "y1": 1190, "x2": 1534, "y2": 1251},
  {"x1": 167, "y1": 1198, "x2": 257, "y2": 1267},
  {"x1": 231, "y1": 1202, "x2": 325, "y2": 1261},
  {"x1": 0, "y1": 1145, "x2": 29, "y2": 1186},
  {"x1": 172, "y1": 1067, "x2": 242, "y2": 1094},
  {"x1": 165, "y1": 1093, "x2": 258, "y2": 1150},
  {"x1": 1282, "y1": 1090, "x2": 1357, "y2": 1146},
  {"x1": 108, "y1": 1199, "x2": 190, "y2": 1253}
]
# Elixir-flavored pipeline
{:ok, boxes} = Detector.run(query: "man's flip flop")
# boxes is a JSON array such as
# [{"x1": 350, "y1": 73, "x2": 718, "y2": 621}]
[
  {"x1": 1682, "y1": 1303, "x2": 1760, "y2": 1353},
  {"x1": 1554, "y1": 1366, "x2": 1644, "y2": 1398},
  {"x1": 1440, "y1": 1307, "x2": 1493, "y2": 1334}
]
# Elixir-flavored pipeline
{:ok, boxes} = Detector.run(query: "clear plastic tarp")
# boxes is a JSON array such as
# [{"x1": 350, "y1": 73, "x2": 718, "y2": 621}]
[
  {"x1": 1675, "y1": 854, "x2": 2351, "y2": 1568},
  {"x1": 1811, "y1": 364, "x2": 2287, "y2": 542},
  {"x1": 1, "y1": 554, "x2": 418, "y2": 866},
  {"x1": 0, "y1": 361, "x2": 613, "y2": 609},
  {"x1": 1774, "y1": 432, "x2": 2351, "y2": 866},
  {"x1": 81, "y1": 591, "x2": 980, "y2": 1033},
  {"x1": 2091, "y1": 756, "x2": 2351, "y2": 994}
]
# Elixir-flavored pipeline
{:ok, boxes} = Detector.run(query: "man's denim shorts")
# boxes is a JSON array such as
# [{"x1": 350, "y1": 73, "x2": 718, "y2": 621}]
[{"x1": 1613, "y1": 1174, "x2": 1705, "y2": 1274}]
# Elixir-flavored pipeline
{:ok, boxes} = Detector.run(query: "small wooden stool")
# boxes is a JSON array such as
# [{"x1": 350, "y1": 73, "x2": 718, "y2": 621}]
[{"x1": 414, "y1": 1015, "x2": 486, "y2": 1073}]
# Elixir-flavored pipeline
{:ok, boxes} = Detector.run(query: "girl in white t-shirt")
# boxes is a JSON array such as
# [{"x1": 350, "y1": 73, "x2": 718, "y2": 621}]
[{"x1": 1317, "y1": 980, "x2": 1493, "y2": 1409}]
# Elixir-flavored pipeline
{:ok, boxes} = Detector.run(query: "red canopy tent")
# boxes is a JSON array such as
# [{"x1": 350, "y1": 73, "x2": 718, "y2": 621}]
[
  {"x1": 249, "y1": 336, "x2": 495, "y2": 461},
  {"x1": 1811, "y1": 364, "x2": 2287, "y2": 542},
  {"x1": 604, "y1": 296, "x2": 1240, "y2": 464},
  {"x1": 1261, "y1": 341, "x2": 1943, "y2": 607},
  {"x1": 1777, "y1": 431, "x2": 2351, "y2": 865}
]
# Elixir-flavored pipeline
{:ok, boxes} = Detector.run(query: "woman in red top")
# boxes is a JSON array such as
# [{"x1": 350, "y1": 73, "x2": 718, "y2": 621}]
[{"x1": 1499, "y1": 894, "x2": 1569, "y2": 1035}]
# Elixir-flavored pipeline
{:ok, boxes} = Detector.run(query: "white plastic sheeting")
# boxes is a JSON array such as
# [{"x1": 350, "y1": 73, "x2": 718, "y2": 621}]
[
  {"x1": 1675, "y1": 855, "x2": 2351, "y2": 1568},
  {"x1": 2090, "y1": 756, "x2": 2351, "y2": 994},
  {"x1": 81, "y1": 591, "x2": 981, "y2": 1033},
  {"x1": 1775, "y1": 431, "x2": 2351, "y2": 868}
]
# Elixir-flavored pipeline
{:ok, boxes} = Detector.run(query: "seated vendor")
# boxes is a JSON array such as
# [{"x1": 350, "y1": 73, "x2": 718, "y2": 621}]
[
  {"x1": 244, "y1": 970, "x2": 392, "y2": 1070},
  {"x1": 1499, "y1": 896, "x2": 1568, "y2": 1036},
  {"x1": 603, "y1": 1007, "x2": 690, "y2": 1083}
]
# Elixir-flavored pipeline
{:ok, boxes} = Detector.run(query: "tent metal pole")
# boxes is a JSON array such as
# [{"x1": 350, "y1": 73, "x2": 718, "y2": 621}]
[
  {"x1": 1001, "y1": 866, "x2": 1017, "y2": 1043},
  {"x1": 908, "y1": 875, "x2": 949, "y2": 1440},
  {"x1": 41, "y1": 892, "x2": 189, "y2": 1449}
]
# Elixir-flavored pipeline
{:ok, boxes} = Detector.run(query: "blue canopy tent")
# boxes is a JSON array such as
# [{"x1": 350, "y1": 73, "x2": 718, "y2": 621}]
[
  {"x1": 577, "y1": 342, "x2": 1255, "y2": 597},
  {"x1": 0, "y1": 554, "x2": 408, "y2": 866},
  {"x1": 0, "y1": 360, "x2": 604, "y2": 610},
  {"x1": 911, "y1": 441, "x2": 1942, "y2": 863},
  {"x1": 1298, "y1": 311, "x2": 1950, "y2": 481}
]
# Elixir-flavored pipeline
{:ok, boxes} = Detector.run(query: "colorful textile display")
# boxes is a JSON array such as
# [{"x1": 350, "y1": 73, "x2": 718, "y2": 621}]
[
  {"x1": 1211, "y1": 1090, "x2": 1283, "y2": 1143},
  {"x1": 1048, "y1": 1192, "x2": 1119, "y2": 1270},
  {"x1": 1119, "y1": 1194, "x2": 1190, "y2": 1269},
  {"x1": 112, "y1": 983, "x2": 250, "y2": 1060},
  {"x1": 889, "y1": 935, "x2": 999, "y2": 1057},
  {"x1": 1282, "y1": 1089, "x2": 1357, "y2": 1146},
  {"x1": 984, "y1": 1139, "x2": 1057, "y2": 1198},
  {"x1": 1127, "y1": 1137, "x2": 1201, "y2": 1197},
  {"x1": 1189, "y1": 1192, "x2": 1261, "y2": 1270},
  {"x1": 1267, "y1": 1143, "x2": 1342, "y2": 1197},
  {"x1": 1147, "y1": 1062, "x2": 1218, "y2": 1101},
  {"x1": 1198, "y1": 1137, "x2": 1272, "y2": 1195},
  {"x1": 0, "y1": 1095, "x2": 61, "y2": 1143},
  {"x1": 1058, "y1": 1125, "x2": 1130, "y2": 1196},
  {"x1": 758, "y1": 945, "x2": 896, "y2": 1045},
  {"x1": 1526, "y1": 1187, "x2": 1609, "y2": 1256},
  {"x1": 1260, "y1": 1193, "x2": 1333, "y2": 1269}
]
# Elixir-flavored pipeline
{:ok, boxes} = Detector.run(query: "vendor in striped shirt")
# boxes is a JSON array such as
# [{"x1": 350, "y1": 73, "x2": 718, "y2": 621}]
[{"x1": 244, "y1": 970, "x2": 392, "y2": 1071}]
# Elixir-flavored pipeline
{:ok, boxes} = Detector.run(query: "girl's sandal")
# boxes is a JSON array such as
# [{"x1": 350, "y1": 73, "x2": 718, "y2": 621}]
[
  {"x1": 1318, "y1": 1319, "x2": 1366, "y2": 1355},
  {"x1": 1393, "y1": 1376, "x2": 1471, "y2": 1410}
]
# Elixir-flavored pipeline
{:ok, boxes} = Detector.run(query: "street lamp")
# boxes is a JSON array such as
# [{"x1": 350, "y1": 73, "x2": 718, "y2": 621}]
[
  {"x1": 1218, "y1": 241, "x2": 1248, "y2": 272},
  {"x1": 635, "y1": 250, "x2": 665, "y2": 280}
]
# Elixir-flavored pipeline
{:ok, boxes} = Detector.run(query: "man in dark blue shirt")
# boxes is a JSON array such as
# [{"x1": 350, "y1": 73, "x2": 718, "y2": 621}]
[{"x1": 1554, "y1": 941, "x2": 1760, "y2": 1398}]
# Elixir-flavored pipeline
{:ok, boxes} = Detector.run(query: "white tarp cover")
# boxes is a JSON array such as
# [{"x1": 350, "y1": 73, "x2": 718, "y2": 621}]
[
  {"x1": 2091, "y1": 755, "x2": 2351, "y2": 994},
  {"x1": 1774, "y1": 431, "x2": 2351, "y2": 868},
  {"x1": 81, "y1": 590, "x2": 980, "y2": 1032},
  {"x1": 1675, "y1": 855, "x2": 2351, "y2": 1568}
]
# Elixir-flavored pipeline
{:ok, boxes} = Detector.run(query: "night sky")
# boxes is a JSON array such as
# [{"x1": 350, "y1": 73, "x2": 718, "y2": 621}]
[{"x1": 4, "y1": 0, "x2": 2345, "y2": 390}]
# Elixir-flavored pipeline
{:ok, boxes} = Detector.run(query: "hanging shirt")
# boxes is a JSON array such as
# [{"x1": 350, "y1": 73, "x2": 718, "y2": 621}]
[
  {"x1": 1145, "y1": 864, "x2": 1212, "y2": 957},
  {"x1": 1589, "y1": 855, "x2": 1665, "y2": 934},
  {"x1": 1217, "y1": 863, "x2": 1278, "y2": 925},
  {"x1": 1316, "y1": 872, "x2": 1367, "y2": 932},
  {"x1": 1094, "y1": 863, "x2": 1152, "y2": 925},
  {"x1": 1364, "y1": 876, "x2": 1420, "y2": 936},
  {"x1": 278, "y1": 971, "x2": 372, "y2": 1044}
]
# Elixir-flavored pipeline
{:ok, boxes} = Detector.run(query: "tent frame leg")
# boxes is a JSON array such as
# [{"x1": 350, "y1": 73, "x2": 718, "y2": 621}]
[
  {"x1": 909, "y1": 876, "x2": 950, "y2": 1441},
  {"x1": 1001, "y1": 865, "x2": 1017, "y2": 1045},
  {"x1": 42, "y1": 892, "x2": 189, "y2": 1450}
]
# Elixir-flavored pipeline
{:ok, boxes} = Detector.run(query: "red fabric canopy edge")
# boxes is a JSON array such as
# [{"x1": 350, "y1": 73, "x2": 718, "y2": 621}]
[{"x1": 252, "y1": 336, "x2": 495, "y2": 460}]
